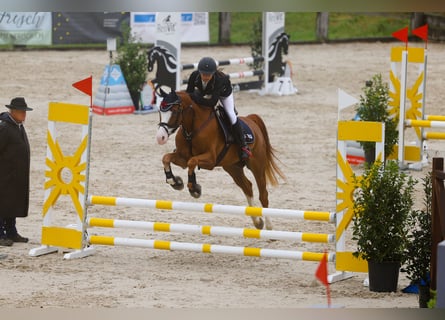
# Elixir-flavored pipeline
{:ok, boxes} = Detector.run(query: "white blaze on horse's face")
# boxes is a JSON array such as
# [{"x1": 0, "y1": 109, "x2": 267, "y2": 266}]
[{"x1": 156, "y1": 110, "x2": 173, "y2": 145}]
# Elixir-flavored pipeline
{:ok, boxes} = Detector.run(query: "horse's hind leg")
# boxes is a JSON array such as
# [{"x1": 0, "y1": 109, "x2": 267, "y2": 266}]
[
  {"x1": 224, "y1": 165, "x2": 265, "y2": 230},
  {"x1": 248, "y1": 160, "x2": 273, "y2": 230},
  {"x1": 254, "y1": 176, "x2": 273, "y2": 230}
]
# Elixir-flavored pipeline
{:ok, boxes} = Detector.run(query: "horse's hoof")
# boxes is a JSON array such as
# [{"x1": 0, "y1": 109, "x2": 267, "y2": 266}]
[
  {"x1": 188, "y1": 184, "x2": 201, "y2": 198},
  {"x1": 254, "y1": 218, "x2": 264, "y2": 230},
  {"x1": 173, "y1": 183, "x2": 184, "y2": 191},
  {"x1": 169, "y1": 176, "x2": 184, "y2": 190}
]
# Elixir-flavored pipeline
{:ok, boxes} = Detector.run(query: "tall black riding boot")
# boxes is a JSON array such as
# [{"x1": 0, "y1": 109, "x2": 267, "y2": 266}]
[{"x1": 232, "y1": 119, "x2": 252, "y2": 161}]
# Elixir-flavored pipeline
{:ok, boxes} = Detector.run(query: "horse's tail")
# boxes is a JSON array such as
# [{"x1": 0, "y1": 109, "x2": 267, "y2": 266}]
[{"x1": 250, "y1": 114, "x2": 286, "y2": 186}]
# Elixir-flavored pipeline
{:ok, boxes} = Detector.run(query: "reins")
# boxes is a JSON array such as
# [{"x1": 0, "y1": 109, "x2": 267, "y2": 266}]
[
  {"x1": 159, "y1": 91, "x2": 229, "y2": 166},
  {"x1": 181, "y1": 104, "x2": 215, "y2": 141}
]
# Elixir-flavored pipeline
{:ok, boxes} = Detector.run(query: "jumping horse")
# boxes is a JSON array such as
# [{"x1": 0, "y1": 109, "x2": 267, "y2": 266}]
[{"x1": 155, "y1": 89, "x2": 285, "y2": 230}]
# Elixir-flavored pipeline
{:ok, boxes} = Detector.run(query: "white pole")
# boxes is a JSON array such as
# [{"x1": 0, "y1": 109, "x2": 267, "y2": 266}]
[
  {"x1": 420, "y1": 48, "x2": 428, "y2": 161},
  {"x1": 398, "y1": 50, "x2": 408, "y2": 168},
  {"x1": 262, "y1": 12, "x2": 269, "y2": 92}
]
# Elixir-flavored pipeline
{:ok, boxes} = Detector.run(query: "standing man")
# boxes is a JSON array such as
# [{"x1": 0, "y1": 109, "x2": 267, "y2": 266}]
[{"x1": 0, "y1": 97, "x2": 33, "y2": 246}]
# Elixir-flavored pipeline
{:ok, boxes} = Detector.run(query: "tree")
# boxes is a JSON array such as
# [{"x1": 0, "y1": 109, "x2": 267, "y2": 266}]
[
  {"x1": 114, "y1": 22, "x2": 148, "y2": 110},
  {"x1": 316, "y1": 12, "x2": 329, "y2": 42},
  {"x1": 219, "y1": 13, "x2": 231, "y2": 45}
]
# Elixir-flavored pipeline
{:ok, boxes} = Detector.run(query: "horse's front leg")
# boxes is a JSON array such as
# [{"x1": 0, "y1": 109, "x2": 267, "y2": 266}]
[
  {"x1": 187, "y1": 170, "x2": 201, "y2": 198},
  {"x1": 162, "y1": 151, "x2": 188, "y2": 191},
  {"x1": 186, "y1": 154, "x2": 215, "y2": 198}
]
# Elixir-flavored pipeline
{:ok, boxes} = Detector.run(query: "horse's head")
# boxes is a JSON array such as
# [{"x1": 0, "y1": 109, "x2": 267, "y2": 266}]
[
  {"x1": 280, "y1": 33, "x2": 289, "y2": 55},
  {"x1": 147, "y1": 47, "x2": 159, "y2": 72},
  {"x1": 147, "y1": 46, "x2": 178, "y2": 89},
  {"x1": 274, "y1": 32, "x2": 289, "y2": 55},
  {"x1": 156, "y1": 88, "x2": 183, "y2": 145},
  {"x1": 268, "y1": 32, "x2": 290, "y2": 78}
]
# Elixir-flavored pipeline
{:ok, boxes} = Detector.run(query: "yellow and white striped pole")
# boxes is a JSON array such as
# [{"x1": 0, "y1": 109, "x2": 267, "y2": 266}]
[
  {"x1": 87, "y1": 235, "x2": 335, "y2": 262},
  {"x1": 88, "y1": 217, "x2": 335, "y2": 243},
  {"x1": 88, "y1": 195, "x2": 335, "y2": 222}
]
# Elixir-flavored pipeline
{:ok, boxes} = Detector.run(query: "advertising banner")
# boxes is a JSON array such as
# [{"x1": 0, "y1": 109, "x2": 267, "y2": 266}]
[
  {"x1": 131, "y1": 12, "x2": 209, "y2": 43},
  {"x1": 0, "y1": 12, "x2": 207, "y2": 45},
  {"x1": 0, "y1": 12, "x2": 52, "y2": 45},
  {"x1": 52, "y1": 12, "x2": 129, "y2": 45}
]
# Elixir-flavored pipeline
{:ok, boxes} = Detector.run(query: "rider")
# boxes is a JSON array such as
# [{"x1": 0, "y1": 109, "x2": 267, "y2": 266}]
[{"x1": 185, "y1": 57, "x2": 252, "y2": 162}]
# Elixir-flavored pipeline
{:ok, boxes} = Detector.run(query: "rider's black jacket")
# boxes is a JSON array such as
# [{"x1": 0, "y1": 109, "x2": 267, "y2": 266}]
[{"x1": 185, "y1": 70, "x2": 232, "y2": 107}]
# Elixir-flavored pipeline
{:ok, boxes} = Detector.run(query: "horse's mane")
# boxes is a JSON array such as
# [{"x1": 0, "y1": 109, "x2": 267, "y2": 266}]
[
  {"x1": 149, "y1": 45, "x2": 169, "y2": 56},
  {"x1": 176, "y1": 91, "x2": 210, "y2": 111}
]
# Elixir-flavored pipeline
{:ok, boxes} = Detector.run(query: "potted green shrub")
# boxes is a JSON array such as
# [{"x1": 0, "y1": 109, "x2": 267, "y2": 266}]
[
  {"x1": 403, "y1": 173, "x2": 432, "y2": 307},
  {"x1": 249, "y1": 16, "x2": 264, "y2": 77},
  {"x1": 114, "y1": 22, "x2": 148, "y2": 111},
  {"x1": 355, "y1": 73, "x2": 398, "y2": 164},
  {"x1": 352, "y1": 159, "x2": 416, "y2": 292}
]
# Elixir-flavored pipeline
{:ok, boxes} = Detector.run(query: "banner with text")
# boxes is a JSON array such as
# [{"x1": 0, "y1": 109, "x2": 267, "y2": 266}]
[
  {"x1": 0, "y1": 12, "x2": 52, "y2": 45},
  {"x1": 130, "y1": 12, "x2": 209, "y2": 43}
]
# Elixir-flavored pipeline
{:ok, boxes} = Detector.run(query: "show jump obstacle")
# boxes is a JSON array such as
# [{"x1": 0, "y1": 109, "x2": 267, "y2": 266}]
[
  {"x1": 29, "y1": 88, "x2": 385, "y2": 283},
  {"x1": 146, "y1": 12, "x2": 297, "y2": 96},
  {"x1": 390, "y1": 36, "x2": 445, "y2": 170},
  {"x1": 345, "y1": 25, "x2": 443, "y2": 169}
]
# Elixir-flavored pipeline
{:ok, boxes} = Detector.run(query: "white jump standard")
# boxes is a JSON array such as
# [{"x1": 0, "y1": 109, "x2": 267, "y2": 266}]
[{"x1": 389, "y1": 44, "x2": 445, "y2": 170}]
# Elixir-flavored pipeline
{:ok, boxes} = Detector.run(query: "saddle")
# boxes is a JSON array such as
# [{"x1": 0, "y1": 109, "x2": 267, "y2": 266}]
[
  {"x1": 211, "y1": 105, "x2": 255, "y2": 166},
  {"x1": 214, "y1": 105, "x2": 254, "y2": 145}
]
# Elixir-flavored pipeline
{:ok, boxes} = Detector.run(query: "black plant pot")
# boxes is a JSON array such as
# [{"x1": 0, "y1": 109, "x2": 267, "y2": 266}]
[
  {"x1": 367, "y1": 260, "x2": 400, "y2": 292},
  {"x1": 418, "y1": 284, "x2": 431, "y2": 308},
  {"x1": 130, "y1": 91, "x2": 141, "y2": 111}
]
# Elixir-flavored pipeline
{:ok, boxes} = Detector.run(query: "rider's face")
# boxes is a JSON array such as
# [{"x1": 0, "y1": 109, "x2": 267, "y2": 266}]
[{"x1": 200, "y1": 72, "x2": 213, "y2": 82}]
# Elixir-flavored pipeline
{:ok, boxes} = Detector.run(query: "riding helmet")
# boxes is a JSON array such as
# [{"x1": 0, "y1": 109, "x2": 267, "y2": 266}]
[{"x1": 197, "y1": 57, "x2": 217, "y2": 75}]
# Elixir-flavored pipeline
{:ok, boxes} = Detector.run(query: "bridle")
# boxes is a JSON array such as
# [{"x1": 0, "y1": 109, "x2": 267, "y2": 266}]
[
  {"x1": 158, "y1": 93, "x2": 215, "y2": 141},
  {"x1": 158, "y1": 96, "x2": 183, "y2": 136}
]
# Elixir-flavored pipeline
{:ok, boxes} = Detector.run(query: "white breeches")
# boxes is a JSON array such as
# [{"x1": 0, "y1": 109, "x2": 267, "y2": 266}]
[{"x1": 220, "y1": 93, "x2": 237, "y2": 125}]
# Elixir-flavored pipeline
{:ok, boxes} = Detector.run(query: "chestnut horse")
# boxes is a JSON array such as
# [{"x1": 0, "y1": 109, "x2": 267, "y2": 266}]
[{"x1": 155, "y1": 90, "x2": 285, "y2": 230}]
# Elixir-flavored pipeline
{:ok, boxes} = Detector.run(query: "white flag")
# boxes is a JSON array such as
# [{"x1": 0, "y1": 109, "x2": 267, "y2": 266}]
[{"x1": 338, "y1": 88, "x2": 359, "y2": 111}]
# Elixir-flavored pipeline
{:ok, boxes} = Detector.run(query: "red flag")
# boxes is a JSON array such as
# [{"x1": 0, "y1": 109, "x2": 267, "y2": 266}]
[
  {"x1": 315, "y1": 251, "x2": 331, "y2": 307},
  {"x1": 412, "y1": 24, "x2": 428, "y2": 41},
  {"x1": 392, "y1": 27, "x2": 409, "y2": 43},
  {"x1": 72, "y1": 76, "x2": 92, "y2": 97},
  {"x1": 315, "y1": 252, "x2": 329, "y2": 286}
]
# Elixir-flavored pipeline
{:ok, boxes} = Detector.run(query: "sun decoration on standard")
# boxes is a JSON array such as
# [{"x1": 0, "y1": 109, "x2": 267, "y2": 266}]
[
  {"x1": 335, "y1": 149, "x2": 360, "y2": 242},
  {"x1": 42, "y1": 127, "x2": 88, "y2": 221}
]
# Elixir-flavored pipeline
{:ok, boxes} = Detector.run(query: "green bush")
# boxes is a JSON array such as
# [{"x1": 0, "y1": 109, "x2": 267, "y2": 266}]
[
  {"x1": 114, "y1": 22, "x2": 148, "y2": 107},
  {"x1": 356, "y1": 73, "x2": 398, "y2": 159},
  {"x1": 403, "y1": 173, "x2": 432, "y2": 285},
  {"x1": 249, "y1": 16, "x2": 263, "y2": 72},
  {"x1": 352, "y1": 160, "x2": 416, "y2": 263}
]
